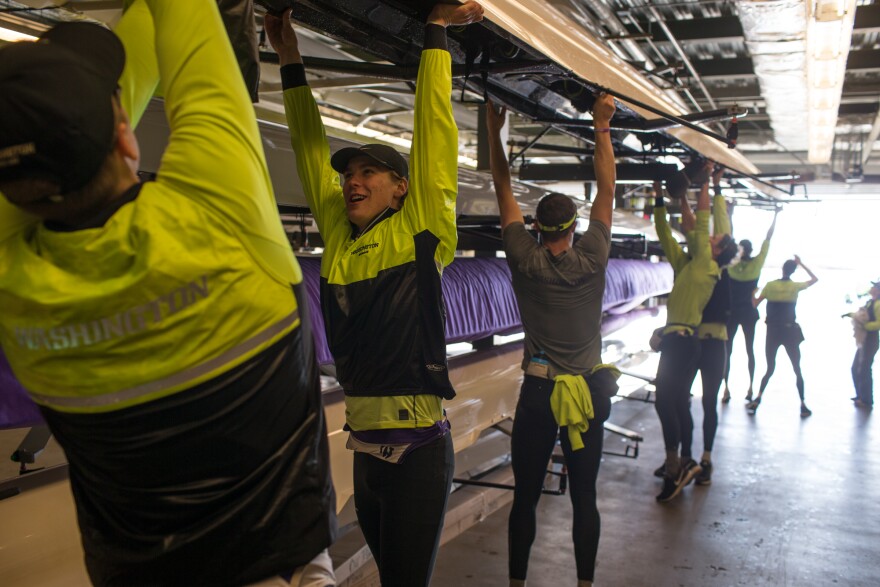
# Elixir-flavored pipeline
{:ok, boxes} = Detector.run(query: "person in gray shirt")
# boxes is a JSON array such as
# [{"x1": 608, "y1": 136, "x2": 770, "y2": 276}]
[{"x1": 486, "y1": 94, "x2": 616, "y2": 587}]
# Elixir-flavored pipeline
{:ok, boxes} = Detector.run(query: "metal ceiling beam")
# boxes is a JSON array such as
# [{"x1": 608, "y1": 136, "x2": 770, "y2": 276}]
[
  {"x1": 840, "y1": 103, "x2": 880, "y2": 116},
  {"x1": 853, "y1": 4, "x2": 880, "y2": 34},
  {"x1": 639, "y1": 16, "x2": 744, "y2": 44},
  {"x1": 706, "y1": 80, "x2": 880, "y2": 103},
  {"x1": 646, "y1": 5, "x2": 716, "y2": 110},
  {"x1": 692, "y1": 50, "x2": 880, "y2": 80},
  {"x1": 847, "y1": 50, "x2": 880, "y2": 73},
  {"x1": 580, "y1": 0, "x2": 657, "y2": 70},
  {"x1": 519, "y1": 163, "x2": 678, "y2": 182},
  {"x1": 693, "y1": 57, "x2": 754, "y2": 79},
  {"x1": 862, "y1": 106, "x2": 880, "y2": 166},
  {"x1": 629, "y1": 5, "x2": 880, "y2": 42}
]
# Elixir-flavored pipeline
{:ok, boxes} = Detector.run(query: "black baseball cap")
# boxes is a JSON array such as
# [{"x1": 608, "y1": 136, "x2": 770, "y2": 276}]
[
  {"x1": 0, "y1": 22, "x2": 125, "y2": 198},
  {"x1": 330, "y1": 144, "x2": 409, "y2": 179}
]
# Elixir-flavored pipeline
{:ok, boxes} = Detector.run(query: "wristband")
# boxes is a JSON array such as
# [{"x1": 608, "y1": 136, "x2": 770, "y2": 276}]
[
  {"x1": 655, "y1": 195, "x2": 665, "y2": 209},
  {"x1": 594, "y1": 128, "x2": 611, "y2": 133}
]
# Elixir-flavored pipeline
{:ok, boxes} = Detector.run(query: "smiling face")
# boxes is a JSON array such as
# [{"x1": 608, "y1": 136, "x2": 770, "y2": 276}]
[{"x1": 342, "y1": 155, "x2": 408, "y2": 230}]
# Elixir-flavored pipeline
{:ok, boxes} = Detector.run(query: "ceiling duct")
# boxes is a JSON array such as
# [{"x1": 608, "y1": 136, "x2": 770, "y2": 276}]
[{"x1": 735, "y1": 0, "x2": 808, "y2": 151}]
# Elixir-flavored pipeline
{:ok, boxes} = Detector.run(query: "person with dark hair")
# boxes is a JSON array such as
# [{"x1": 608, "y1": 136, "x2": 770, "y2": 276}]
[
  {"x1": 651, "y1": 163, "x2": 738, "y2": 503},
  {"x1": 846, "y1": 281, "x2": 880, "y2": 409},
  {"x1": 486, "y1": 93, "x2": 617, "y2": 587},
  {"x1": 676, "y1": 166, "x2": 735, "y2": 486},
  {"x1": 723, "y1": 208, "x2": 779, "y2": 404},
  {"x1": 749, "y1": 256, "x2": 818, "y2": 417},
  {"x1": 0, "y1": 1, "x2": 336, "y2": 585},
  {"x1": 266, "y1": 4, "x2": 484, "y2": 586}
]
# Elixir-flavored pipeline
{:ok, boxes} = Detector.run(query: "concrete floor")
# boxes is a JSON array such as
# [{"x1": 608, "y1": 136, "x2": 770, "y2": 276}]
[
  {"x1": 433, "y1": 277, "x2": 880, "y2": 587},
  {"x1": 2, "y1": 271, "x2": 877, "y2": 587}
]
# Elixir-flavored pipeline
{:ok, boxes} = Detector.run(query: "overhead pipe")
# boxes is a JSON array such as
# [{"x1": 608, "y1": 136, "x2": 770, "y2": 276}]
[
  {"x1": 259, "y1": 53, "x2": 557, "y2": 80},
  {"x1": 581, "y1": 0, "x2": 657, "y2": 71},
  {"x1": 531, "y1": 84, "x2": 736, "y2": 147},
  {"x1": 645, "y1": 5, "x2": 716, "y2": 111},
  {"x1": 615, "y1": 10, "x2": 704, "y2": 113},
  {"x1": 861, "y1": 106, "x2": 880, "y2": 166}
]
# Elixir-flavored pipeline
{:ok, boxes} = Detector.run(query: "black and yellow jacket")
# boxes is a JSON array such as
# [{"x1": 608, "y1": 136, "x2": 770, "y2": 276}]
[
  {"x1": 282, "y1": 27, "x2": 458, "y2": 431},
  {"x1": 0, "y1": 1, "x2": 335, "y2": 584}
]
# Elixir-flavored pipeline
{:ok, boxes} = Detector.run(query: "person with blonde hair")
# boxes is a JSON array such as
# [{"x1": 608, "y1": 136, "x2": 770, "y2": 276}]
[{"x1": 266, "y1": 3, "x2": 484, "y2": 585}]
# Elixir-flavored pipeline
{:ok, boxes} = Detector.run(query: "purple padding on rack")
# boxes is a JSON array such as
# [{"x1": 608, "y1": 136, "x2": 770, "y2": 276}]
[
  {"x1": 441, "y1": 258, "x2": 523, "y2": 344},
  {"x1": 297, "y1": 257, "x2": 333, "y2": 367},
  {"x1": 0, "y1": 350, "x2": 44, "y2": 430},
  {"x1": 604, "y1": 259, "x2": 674, "y2": 315},
  {"x1": 298, "y1": 256, "x2": 672, "y2": 363}
]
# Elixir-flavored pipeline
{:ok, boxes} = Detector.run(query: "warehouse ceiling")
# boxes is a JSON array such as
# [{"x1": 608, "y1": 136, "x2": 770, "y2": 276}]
[{"x1": 2, "y1": 0, "x2": 879, "y2": 201}]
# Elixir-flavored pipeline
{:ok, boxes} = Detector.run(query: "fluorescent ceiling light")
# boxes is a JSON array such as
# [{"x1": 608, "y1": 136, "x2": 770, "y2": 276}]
[{"x1": 0, "y1": 26, "x2": 37, "y2": 42}]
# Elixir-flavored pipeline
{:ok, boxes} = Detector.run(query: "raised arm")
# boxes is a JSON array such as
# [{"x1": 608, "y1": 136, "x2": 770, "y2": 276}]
[
  {"x1": 144, "y1": 0, "x2": 276, "y2": 227},
  {"x1": 767, "y1": 208, "x2": 779, "y2": 241},
  {"x1": 667, "y1": 170, "x2": 696, "y2": 233},
  {"x1": 653, "y1": 192, "x2": 688, "y2": 273},
  {"x1": 711, "y1": 164, "x2": 731, "y2": 237},
  {"x1": 795, "y1": 255, "x2": 818, "y2": 287},
  {"x1": 486, "y1": 101, "x2": 524, "y2": 229},
  {"x1": 115, "y1": 0, "x2": 159, "y2": 130},
  {"x1": 750, "y1": 209, "x2": 778, "y2": 270},
  {"x1": 402, "y1": 2, "x2": 484, "y2": 265},
  {"x1": 589, "y1": 93, "x2": 616, "y2": 229},
  {"x1": 696, "y1": 177, "x2": 711, "y2": 213},
  {"x1": 269, "y1": 9, "x2": 347, "y2": 239}
]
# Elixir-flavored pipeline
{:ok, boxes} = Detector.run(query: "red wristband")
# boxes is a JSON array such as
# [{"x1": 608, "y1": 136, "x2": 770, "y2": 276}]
[{"x1": 594, "y1": 128, "x2": 611, "y2": 133}]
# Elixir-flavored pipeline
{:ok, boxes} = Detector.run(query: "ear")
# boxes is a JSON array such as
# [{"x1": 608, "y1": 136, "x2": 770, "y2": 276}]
[
  {"x1": 391, "y1": 177, "x2": 408, "y2": 205},
  {"x1": 115, "y1": 118, "x2": 140, "y2": 163}
]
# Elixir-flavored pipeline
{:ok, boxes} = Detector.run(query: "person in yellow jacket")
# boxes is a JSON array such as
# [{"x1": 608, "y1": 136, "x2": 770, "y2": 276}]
[
  {"x1": 651, "y1": 166, "x2": 738, "y2": 503},
  {"x1": 486, "y1": 93, "x2": 617, "y2": 587},
  {"x1": 723, "y1": 208, "x2": 779, "y2": 404},
  {"x1": 750, "y1": 256, "x2": 818, "y2": 417},
  {"x1": 0, "y1": 2, "x2": 335, "y2": 585},
  {"x1": 265, "y1": 3, "x2": 484, "y2": 586},
  {"x1": 847, "y1": 281, "x2": 880, "y2": 409},
  {"x1": 653, "y1": 163, "x2": 735, "y2": 488}
]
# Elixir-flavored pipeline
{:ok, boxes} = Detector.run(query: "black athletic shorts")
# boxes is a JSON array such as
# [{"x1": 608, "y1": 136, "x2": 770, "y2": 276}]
[{"x1": 766, "y1": 322, "x2": 804, "y2": 348}]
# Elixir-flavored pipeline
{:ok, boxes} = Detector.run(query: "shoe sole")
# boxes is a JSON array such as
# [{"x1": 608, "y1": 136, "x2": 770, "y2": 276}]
[
  {"x1": 681, "y1": 464, "x2": 702, "y2": 487},
  {"x1": 657, "y1": 465, "x2": 702, "y2": 503},
  {"x1": 695, "y1": 478, "x2": 712, "y2": 486}
]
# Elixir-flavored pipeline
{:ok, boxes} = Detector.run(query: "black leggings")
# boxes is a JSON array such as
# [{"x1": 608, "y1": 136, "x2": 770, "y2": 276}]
[
  {"x1": 725, "y1": 311, "x2": 758, "y2": 388},
  {"x1": 852, "y1": 335, "x2": 878, "y2": 405},
  {"x1": 758, "y1": 325, "x2": 805, "y2": 401},
  {"x1": 353, "y1": 433, "x2": 454, "y2": 587},
  {"x1": 654, "y1": 334, "x2": 701, "y2": 459},
  {"x1": 508, "y1": 375, "x2": 612, "y2": 582},
  {"x1": 699, "y1": 337, "x2": 727, "y2": 452}
]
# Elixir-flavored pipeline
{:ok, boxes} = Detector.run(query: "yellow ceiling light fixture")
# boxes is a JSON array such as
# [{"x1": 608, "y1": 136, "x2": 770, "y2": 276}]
[{"x1": 806, "y1": 0, "x2": 857, "y2": 164}]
